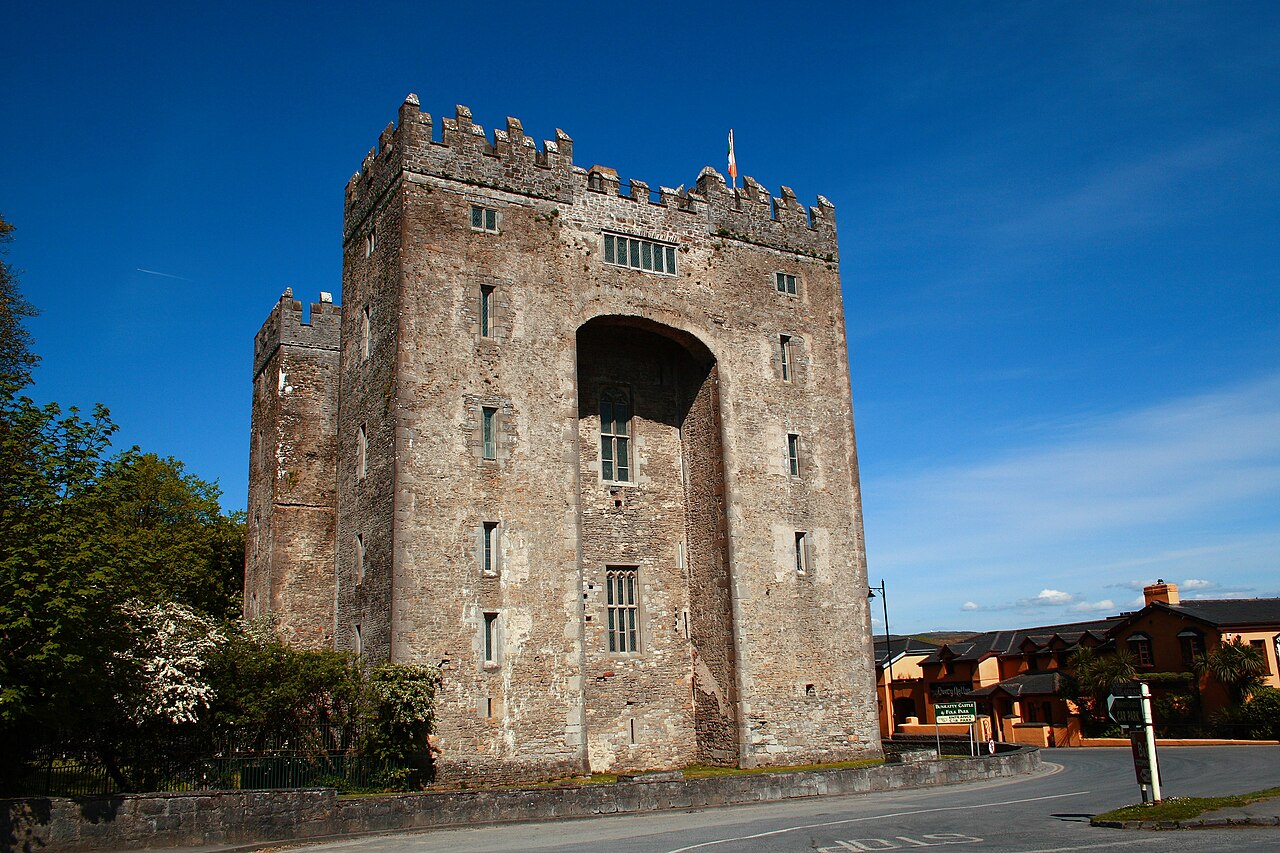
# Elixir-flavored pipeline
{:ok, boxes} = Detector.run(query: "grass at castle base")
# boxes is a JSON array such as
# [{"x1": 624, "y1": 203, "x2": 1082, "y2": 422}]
[{"x1": 1091, "y1": 786, "x2": 1280, "y2": 824}]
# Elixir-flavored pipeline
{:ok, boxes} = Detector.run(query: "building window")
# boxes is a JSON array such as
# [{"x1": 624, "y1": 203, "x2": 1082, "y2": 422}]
[
  {"x1": 482, "y1": 406, "x2": 497, "y2": 460},
  {"x1": 787, "y1": 433, "x2": 801, "y2": 477},
  {"x1": 483, "y1": 612, "x2": 498, "y2": 663},
  {"x1": 1127, "y1": 633, "x2": 1153, "y2": 667},
  {"x1": 360, "y1": 306, "x2": 371, "y2": 359},
  {"x1": 357, "y1": 424, "x2": 368, "y2": 479},
  {"x1": 779, "y1": 334, "x2": 793, "y2": 381},
  {"x1": 471, "y1": 205, "x2": 498, "y2": 233},
  {"x1": 603, "y1": 233, "x2": 677, "y2": 275},
  {"x1": 1251, "y1": 639, "x2": 1271, "y2": 674},
  {"x1": 479, "y1": 285, "x2": 495, "y2": 338},
  {"x1": 1179, "y1": 629, "x2": 1204, "y2": 666},
  {"x1": 794, "y1": 531, "x2": 810, "y2": 575},
  {"x1": 775, "y1": 272, "x2": 798, "y2": 295},
  {"x1": 600, "y1": 390, "x2": 631, "y2": 482},
  {"x1": 606, "y1": 567, "x2": 639, "y2": 653},
  {"x1": 482, "y1": 521, "x2": 499, "y2": 576},
  {"x1": 354, "y1": 533, "x2": 365, "y2": 585},
  {"x1": 353, "y1": 623, "x2": 363, "y2": 656},
  {"x1": 363, "y1": 228, "x2": 375, "y2": 257}
]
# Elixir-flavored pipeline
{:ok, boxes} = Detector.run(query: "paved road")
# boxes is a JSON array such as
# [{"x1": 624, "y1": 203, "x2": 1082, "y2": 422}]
[{"x1": 294, "y1": 747, "x2": 1280, "y2": 852}]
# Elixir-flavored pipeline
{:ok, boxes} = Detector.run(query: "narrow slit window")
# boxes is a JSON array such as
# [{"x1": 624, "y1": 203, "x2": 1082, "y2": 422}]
[
  {"x1": 794, "y1": 531, "x2": 809, "y2": 575},
  {"x1": 787, "y1": 433, "x2": 800, "y2": 477},
  {"x1": 357, "y1": 424, "x2": 368, "y2": 479},
  {"x1": 483, "y1": 612, "x2": 498, "y2": 663},
  {"x1": 479, "y1": 285, "x2": 495, "y2": 338},
  {"x1": 775, "y1": 272, "x2": 798, "y2": 295},
  {"x1": 482, "y1": 521, "x2": 499, "y2": 576},
  {"x1": 353, "y1": 623, "x2": 363, "y2": 655},
  {"x1": 360, "y1": 306, "x2": 371, "y2": 359},
  {"x1": 482, "y1": 406, "x2": 497, "y2": 460},
  {"x1": 606, "y1": 567, "x2": 639, "y2": 653},
  {"x1": 600, "y1": 390, "x2": 631, "y2": 482},
  {"x1": 471, "y1": 205, "x2": 498, "y2": 233},
  {"x1": 354, "y1": 533, "x2": 365, "y2": 584},
  {"x1": 779, "y1": 334, "x2": 792, "y2": 382}
]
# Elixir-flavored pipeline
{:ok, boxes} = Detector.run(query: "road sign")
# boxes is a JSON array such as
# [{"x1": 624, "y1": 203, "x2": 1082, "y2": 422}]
[
  {"x1": 1129, "y1": 731, "x2": 1158, "y2": 785},
  {"x1": 1107, "y1": 696, "x2": 1145, "y2": 725},
  {"x1": 1111, "y1": 681, "x2": 1145, "y2": 698},
  {"x1": 934, "y1": 701, "x2": 977, "y2": 724}
]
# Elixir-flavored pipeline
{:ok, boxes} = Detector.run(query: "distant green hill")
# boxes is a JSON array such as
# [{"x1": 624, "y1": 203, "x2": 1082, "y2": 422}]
[{"x1": 910, "y1": 631, "x2": 977, "y2": 645}]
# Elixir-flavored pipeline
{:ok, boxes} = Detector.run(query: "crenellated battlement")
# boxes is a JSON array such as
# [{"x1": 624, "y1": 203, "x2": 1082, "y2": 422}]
[
  {"x1": 344, "y1": 95, "x2": 837, "y2": 258},
  {"x1": 253, "y1": 288, "x2": 342, "y2": 379}
]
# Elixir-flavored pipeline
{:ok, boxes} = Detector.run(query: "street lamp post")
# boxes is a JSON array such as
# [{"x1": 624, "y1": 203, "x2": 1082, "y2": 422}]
[{"x1": 869, "y1": 580, "x2": 895, "y2": 738}]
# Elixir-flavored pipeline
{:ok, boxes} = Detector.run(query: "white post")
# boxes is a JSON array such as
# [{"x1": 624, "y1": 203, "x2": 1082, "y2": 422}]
[{"x1": 1141, "y1": 682, "x2": 1162, "y2": 804}]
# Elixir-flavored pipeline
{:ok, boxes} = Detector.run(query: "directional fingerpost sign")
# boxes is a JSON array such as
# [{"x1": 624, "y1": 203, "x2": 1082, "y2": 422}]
[{"x1": 1107, "y1": 696, "x2": 1145, "y2": 725}]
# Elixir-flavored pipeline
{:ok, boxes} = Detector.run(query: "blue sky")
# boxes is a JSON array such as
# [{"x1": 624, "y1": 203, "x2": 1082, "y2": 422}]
[{"x1": 4, "y1": 2, "x2": 1277, "y2": 632}]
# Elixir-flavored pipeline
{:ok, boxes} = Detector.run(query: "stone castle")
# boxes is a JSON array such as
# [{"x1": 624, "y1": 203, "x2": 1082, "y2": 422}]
[{"x1": 245, "y1": 94, "x2": 879, "y2": 780}]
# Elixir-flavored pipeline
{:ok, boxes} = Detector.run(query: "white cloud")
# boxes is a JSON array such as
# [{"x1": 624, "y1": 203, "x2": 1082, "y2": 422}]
[
  {"x1": 1026, "y1": 589, "x2": 1074, "y2": 607},
  {"x1": 961, "y1": 601, "x2": 980, "y2": 611},
  {"x1": 1181, "y1": 578, "x2": 1216, "y2": 590},
  {"x1": 1071, "y1": 599, "x2": 1116, "y2": 613}
]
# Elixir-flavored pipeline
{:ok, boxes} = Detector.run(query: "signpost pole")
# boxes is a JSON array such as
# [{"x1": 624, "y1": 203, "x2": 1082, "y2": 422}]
[
  {"x1": 1141, "y1": 682, "x2": 1162, "y2": 804},
  {"x1": 1109, "y1": 682, "x2": 1163, "y2": 805}
]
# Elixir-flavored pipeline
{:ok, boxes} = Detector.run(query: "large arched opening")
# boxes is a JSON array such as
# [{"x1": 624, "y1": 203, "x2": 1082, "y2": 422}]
[{"x1": 575, "y1": 316, "x2": 739, "y2": 770}]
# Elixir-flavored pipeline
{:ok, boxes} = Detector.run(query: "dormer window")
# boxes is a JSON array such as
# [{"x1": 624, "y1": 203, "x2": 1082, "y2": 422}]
[
  {"x1": 1178, "y1": 629, "x2": 1204, "y2": 666},
  {"x1": 1128, "y1": 633, "x2": 1154, "y2": 667}
]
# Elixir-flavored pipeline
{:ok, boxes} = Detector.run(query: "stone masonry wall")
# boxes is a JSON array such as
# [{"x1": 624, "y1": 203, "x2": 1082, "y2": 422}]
[
  {"x1": 2, "y1": 749, "x2": 1043, "y2": 852},
  {"x1": 271, "y1": 93, "x2": 882, "y2": 781},
  {"x1": 244, "y1": 292, "x2": 340, "y2": 648},
  {"x1": 681, "y1": 365, "x2": 739, "y2": 764},
  {"x1": 334, "y1": 176, "x2": 403, "y2": 663}
]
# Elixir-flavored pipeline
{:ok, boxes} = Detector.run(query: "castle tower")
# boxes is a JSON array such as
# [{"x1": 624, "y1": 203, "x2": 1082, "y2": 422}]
[
  {"x1": 252, "y1": 94, "x2": 880, "y2": 780},
  {"x1": 244, "y1": 290, "x2": 341, "y2": 649}
]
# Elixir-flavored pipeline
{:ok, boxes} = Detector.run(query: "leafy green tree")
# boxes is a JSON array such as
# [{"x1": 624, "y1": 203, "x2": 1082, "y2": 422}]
[
  {"x1": 0, "y1": 399, "x2": 122, "y2": 731},
  {"x1": 1233, "y1": 687, "x2": 1280, "y2": 740},
  {"x1": 0, "y1": 214, "x2": 39, "y2": 395},
  {"x1": 206, "y1": 624, "x2": 365, "y2": 744},
  {"x1": 0, "y1": 216, "x2": 246, "y2": 790},
  {"x1": 364, "y1": 663, "x2": 441, "y2": 784},
  {"x1": 93, "y1": 451, "x2": 246, "y2": 619}
]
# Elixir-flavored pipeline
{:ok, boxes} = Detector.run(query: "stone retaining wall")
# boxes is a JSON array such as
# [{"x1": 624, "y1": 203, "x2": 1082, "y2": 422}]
[{"x1": 3, "y1": 748, "x2": 1040, "y2": 853}]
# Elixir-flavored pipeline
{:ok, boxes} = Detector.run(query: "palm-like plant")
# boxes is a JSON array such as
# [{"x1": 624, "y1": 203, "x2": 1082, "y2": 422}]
[
  {"x1": 1065, "y1": 647, "x2": 1138, "y2": 722},
  {"x1": 1196, "y1": 639, "x2": 1268, "y2": 706}
]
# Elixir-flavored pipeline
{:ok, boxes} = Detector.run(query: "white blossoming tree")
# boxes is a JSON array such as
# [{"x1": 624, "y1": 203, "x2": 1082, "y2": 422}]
[{"x1": 116, "y1": 600, "x2": 226, "y2": 725}]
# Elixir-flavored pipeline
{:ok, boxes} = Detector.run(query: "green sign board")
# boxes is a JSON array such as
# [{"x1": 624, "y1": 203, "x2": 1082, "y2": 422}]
[{"x1": 934, "y1": 701, "x2": 977, "y2": 724}]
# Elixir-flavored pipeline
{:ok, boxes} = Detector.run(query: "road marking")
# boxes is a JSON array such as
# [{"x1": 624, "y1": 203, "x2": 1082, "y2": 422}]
[{"x1": 661, "y1": 791, "x2": 1092, "y2": 853}]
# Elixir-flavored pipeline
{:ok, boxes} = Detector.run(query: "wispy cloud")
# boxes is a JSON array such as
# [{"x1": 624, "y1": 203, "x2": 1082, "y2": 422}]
[
  {"x1": 136, "y1": 268, "x2": 192, "y2": 282},
  {"x1": 868, "y1": 374, "x2": 1280, "y2": 630}
]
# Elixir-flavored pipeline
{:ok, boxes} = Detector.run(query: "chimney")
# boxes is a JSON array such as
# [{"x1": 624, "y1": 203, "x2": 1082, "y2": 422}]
[{"x1": 1144, "y1": 579, "x2": 1180, "y2": 606}]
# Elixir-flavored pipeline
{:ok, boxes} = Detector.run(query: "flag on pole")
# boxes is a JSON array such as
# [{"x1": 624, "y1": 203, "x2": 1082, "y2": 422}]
[{"x1": 727, "y1": 129, "x2": 738, "y2": 188}]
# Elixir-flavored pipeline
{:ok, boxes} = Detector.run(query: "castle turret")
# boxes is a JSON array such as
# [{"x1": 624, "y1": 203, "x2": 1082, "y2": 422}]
[{"x1": 245, "y1": 289, "x2": 342, "y2": 648}]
